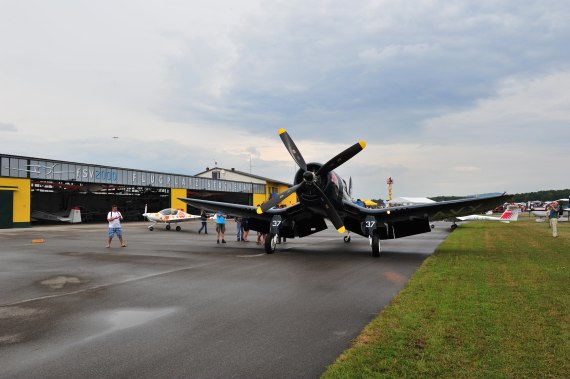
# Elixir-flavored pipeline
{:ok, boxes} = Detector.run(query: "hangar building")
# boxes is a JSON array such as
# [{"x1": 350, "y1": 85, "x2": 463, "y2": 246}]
[{"x1": 0, "y1": 154, "x2": 294, "y2": 229}]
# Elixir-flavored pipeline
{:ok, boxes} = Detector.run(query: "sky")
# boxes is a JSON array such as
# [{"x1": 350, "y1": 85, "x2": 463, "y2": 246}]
[{"x1": 1, "y1": 0, "x2": 569, "y2": 199}]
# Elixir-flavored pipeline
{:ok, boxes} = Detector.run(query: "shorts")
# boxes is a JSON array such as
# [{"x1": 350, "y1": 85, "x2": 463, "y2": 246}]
[
  {"x1": 216, "y1": 224, "x2": 226, "y2": 233},
  {"x1": 108, "y1": 227, "x2": 123, "y2": 238}
]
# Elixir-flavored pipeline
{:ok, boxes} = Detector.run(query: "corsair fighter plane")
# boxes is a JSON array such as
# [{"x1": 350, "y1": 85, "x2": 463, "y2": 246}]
[{"x1": 180, "y1": 129, "x2": 511, "y2": 257}]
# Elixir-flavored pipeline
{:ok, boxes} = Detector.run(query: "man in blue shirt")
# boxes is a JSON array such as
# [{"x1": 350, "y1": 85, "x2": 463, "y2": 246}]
[{"x1": 215, "y1": 211, "x2": 227, "y2": 244}]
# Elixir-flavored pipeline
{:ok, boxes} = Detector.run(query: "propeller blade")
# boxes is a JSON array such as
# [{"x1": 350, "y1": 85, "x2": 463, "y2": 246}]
[
  {"x1": 313, "y1": 185, "x2": 345, "y2": 234},
  {"x1": 278, "y1": 129, "x2": 307, "y2": 171},
  {"x1": 257, "y1": 182, "x2": 303, "y2": 214},
  {"x1": 316, "y1": 141, "x2": 366, "y2": 177}
]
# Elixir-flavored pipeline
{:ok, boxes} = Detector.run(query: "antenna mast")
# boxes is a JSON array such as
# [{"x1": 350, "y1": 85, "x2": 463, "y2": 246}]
[{"x1": 387, "y1": 177, "x2": 393, "y2": 201}]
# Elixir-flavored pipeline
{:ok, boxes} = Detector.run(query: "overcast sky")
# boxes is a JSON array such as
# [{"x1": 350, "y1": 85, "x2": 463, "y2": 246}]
[{"x1": 1, "y1": 0, "x2": 569, "y2": 199}]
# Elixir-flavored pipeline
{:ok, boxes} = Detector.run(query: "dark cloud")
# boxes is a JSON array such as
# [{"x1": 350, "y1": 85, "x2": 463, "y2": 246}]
[
  {"x1": 0, "y1": 122, "x2": 17, "y2": 132},
  {"x1": 160, "y1": 1, "x2": 570, "y2": 145}
]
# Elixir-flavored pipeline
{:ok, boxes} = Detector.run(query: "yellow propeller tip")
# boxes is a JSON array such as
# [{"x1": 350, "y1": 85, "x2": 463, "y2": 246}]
[
  {"x1": 337, "y1": 226, "x2": 346, "y2": 234},
  {"x1": 278, "y1": 128, "x2": 286, "y2": 135},
  {"x1": 359, "y1": 141, "x2": 367, "y2": 149},
  {"x1": 256, "y1": 207, "x2": 263, "y2": 214}
]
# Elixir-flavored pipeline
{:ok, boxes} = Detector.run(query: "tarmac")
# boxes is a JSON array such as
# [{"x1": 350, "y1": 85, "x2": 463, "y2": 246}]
[{"x1": 0, "y1": 220, "x2": 450, "y2": 378}]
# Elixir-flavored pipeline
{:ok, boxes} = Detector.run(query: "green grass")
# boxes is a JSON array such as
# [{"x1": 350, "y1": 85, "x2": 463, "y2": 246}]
[{"x1": 322, "y1": 220, "x2": 570, "y2": 378}]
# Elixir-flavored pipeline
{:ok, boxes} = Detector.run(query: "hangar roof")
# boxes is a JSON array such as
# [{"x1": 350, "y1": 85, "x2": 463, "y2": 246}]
[{"x1": 195, "y1": 167, "x2": 292, "y2": 187}]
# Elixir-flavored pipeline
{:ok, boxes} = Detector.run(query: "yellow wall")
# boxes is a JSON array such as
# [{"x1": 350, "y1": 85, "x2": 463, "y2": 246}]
[
  {"x1": 275, "y1": 183, "x2": 297, "y2": 206},
  {"x1": 170, "y1": 188, "x2": 187, "y2": 211},
  {"x1": 0, "y1": 178, "x2": 31, "y2": 225},
  {"x1": 253, "y1": 193, "x2": 266, "y2": 207},
  {"x1": 255, "y1": 182, "x2": 297, "y2": 208}
]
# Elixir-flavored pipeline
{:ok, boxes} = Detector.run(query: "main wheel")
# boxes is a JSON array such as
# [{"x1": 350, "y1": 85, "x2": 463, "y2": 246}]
[
  {"x1": 166, "y1": 224, "x2": 171, "y2": 231},
  {"x1": 148, "y1": 226, "x2": 154, "y2": 231},
  {"x1": 451, "y1": 224, "x2": 457, "y2": 231},
  {"x1": 344, "y1": 235, "x2": 351, "y2": 243},
  {"x1": 176, "y1": 225, "x2": 181, "y2": 231},
  {"x1": 371, "y1": 234, "x2": 380, "y2": 258},
  {"x1": 264, "y1": 233, "x2": 277, "y2": 254}
]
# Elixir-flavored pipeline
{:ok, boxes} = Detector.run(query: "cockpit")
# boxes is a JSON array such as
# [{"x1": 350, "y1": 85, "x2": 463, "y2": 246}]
[{"x1": 159, "y1": 208, "x2": 179, "y2": 216}]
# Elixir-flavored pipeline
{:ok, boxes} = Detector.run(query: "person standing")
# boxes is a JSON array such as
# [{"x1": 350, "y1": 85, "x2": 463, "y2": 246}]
[
  {"x1": 235, "y1": 217, "x2": 243, "y2": 241},
  {"x1": 215, "y1": 211, "x2": 227, "y2": 244},
  {"x1": 548, "y1": 201, "x2": 560, "y2": 237},
  {"x1": 106, "y1": 205, "x2": 126, "y2": 248},
  {"x1": 198, "y1": 209, "x2": 208, "y2": 234},
  {"x1": 242, "y1": 218, "x2": 250, "y2": 242},
  {"x1": 277, "y1": 204, "x2": 287, "y2": 244}
]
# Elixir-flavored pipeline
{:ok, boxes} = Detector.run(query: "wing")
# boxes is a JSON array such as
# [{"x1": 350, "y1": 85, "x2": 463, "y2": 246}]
[
  {"x1": 179, "y1": 197, "x2": 324, "y2": 236},
  {"x1": 180, "y1": 197, "x2": 271, "y2": 219},
  {"x1": 341, "y1": 193, "x2": 512, "y2": 237}
]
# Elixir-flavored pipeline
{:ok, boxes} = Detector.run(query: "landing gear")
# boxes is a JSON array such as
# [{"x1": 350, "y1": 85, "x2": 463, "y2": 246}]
[
  {"x1": 166, "y1": 224, "x2": 171, "y2": 231},
  {"x1": 176, "y1": 225, "x2": 181, "y2": 231},
  {"x1": 265, "y1": 233, "x2": 277, "y2": 254},
  {"x1": 370, "y1": 234, "x2": 380, "y2": 258},
  {"x1": 344, "y1": 235, "x2": 351, "y2": 243},
  {"x1": 148, "y1": 226, "x2": 154, "y2": 231},
  {"x1": 450, "y1": 223, "x2": 457, "y2": 231}
]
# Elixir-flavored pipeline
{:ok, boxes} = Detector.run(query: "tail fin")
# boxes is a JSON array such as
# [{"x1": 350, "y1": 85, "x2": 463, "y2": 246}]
[
  {"x1": 499, "y1": 207, "x2": 519, "y2": 221},
  {"x1": 68, "y1": 207, "x2": 82, "y2": 223}
]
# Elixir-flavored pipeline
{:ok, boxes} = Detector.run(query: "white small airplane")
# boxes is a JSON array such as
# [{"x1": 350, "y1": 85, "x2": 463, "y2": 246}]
[
  {"x1": 31, "y1": 207, "x2": 82, "y2": 223},
  {"x1": 531, "y1": 199, "x2": 569, "y2": 222},
  {"x1": 142, "y1": 206, "x2": 201, "y2": 231},
  {"x1": 457, "y1": 206, "x2": 520, "y2": 222}
]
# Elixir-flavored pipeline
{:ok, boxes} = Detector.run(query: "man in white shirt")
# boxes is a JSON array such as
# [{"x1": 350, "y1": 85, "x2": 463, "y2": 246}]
[{"x1": 107, "y1": 205, "x2": 126, "y2": 248}]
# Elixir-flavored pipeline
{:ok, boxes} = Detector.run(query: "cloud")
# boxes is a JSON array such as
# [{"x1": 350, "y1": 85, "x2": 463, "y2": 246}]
[
  {"x1": 420, "y1": 71, "x2": 570, "y2": 146},
  {"x1": 0, "y1": 1, "x2": 569, "y2": 198},
  {"x1": 0, "y1": 122, "x2": 17, "y2": 132},
  {"x1": 158, "y1": 0, "x2": 570, "y2": 145}
]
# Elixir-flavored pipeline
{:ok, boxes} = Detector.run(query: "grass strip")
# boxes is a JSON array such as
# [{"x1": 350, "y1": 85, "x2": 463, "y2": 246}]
[{"x1": 322, "y1": 220, "x2": 569, "y2": 378}]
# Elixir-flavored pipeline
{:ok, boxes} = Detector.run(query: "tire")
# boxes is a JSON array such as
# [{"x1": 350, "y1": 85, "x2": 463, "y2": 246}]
[
  {"x1": 166, "y1": 224, "x2": 171, "y2": 231},
  {"x1": 176, "y1": 226, "x2": 181, "y2": 231},
  {"x1": 344, "y1": 235, "x2": 351, "y2": 243},
  {"x1": 149, "y1": 226, "x2": 154, "y2": 231},
  {"x1": 371, "y1": 234, "x2": 380, "y2": 258},
  {"x1": 265, "y1": 233, "x2": 276, "y2": 254}
]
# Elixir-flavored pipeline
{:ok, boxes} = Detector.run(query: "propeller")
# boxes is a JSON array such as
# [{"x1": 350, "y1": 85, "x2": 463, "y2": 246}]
[
  {"x1": 142, "y1": 204, "x2": 149, "y2": 220},
  {"x1": 257, "y1": 129, "x2": 365, "y2": 234},
  {"x1": 316, "y1": 141, "x2": 366, "y2": 177},
  {"x1": 278, "y1": 128, "x2": 307, "y2": 171}
]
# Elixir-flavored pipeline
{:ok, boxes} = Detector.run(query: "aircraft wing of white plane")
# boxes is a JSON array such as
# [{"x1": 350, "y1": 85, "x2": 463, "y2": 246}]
[
  {"x1": 457, "y1": 206, "x2": 519, "y2": 223},
  {"x1": 31, "y1": 208, "x2": 82, "y2": 223}
]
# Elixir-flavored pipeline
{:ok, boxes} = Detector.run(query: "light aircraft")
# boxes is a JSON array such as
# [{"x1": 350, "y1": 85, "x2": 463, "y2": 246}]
[
  {"x1": 31, "y1": 207, "x2": 82, "y2": 223},
  {"x1": 180, "y1": 129, "x2": 510, "y2": 257},
  {"x1": 142, "y1": 207, "x2": 201, "y2": 231},
  {"x1": 531, "y1": 199, "x2": 569, "y2": 221},
  {"x1": 457, "y1": 206, "x2": 520, "y2": 223}
]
